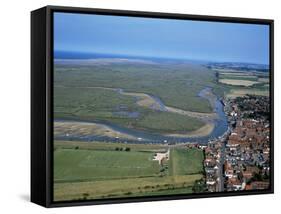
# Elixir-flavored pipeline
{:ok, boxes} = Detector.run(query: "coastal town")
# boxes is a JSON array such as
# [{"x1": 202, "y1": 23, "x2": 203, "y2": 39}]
[{"x1": 196, "y1": 95, "x2": 271, "y2": 192}]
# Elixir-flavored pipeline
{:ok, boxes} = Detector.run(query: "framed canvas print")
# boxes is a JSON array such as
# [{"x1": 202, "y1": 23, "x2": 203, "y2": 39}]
[{"x1": 31, "y1": 5, "x2": 274, "y2": 207}]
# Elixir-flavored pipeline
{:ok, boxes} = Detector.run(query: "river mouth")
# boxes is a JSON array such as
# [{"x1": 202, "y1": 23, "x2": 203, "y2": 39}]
[{"x1": 54, "y1": 87, "x2": 229, "y2": 144}]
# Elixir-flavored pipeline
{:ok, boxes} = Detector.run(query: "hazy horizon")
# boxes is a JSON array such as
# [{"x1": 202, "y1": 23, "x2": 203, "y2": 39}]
[
  {"x1": 54, "y1": 12, "x2": 270, "y2": 65},
  {"x1": 54, "y1": 50, "x2": 269, "y2": 66}
]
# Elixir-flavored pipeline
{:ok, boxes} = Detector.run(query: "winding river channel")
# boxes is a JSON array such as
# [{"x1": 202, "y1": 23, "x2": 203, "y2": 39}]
[{"x1": 55, "y1": 87, "x2": 229, "y2": 144}]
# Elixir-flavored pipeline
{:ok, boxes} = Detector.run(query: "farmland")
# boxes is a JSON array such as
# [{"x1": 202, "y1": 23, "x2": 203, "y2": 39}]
[
  {"x1": 214, "y1": 68, "x2": 270, "y2": 98},
  {"x1": 219, "y1": 79, "x2": 259, "y2": 86},
  {"x1": 54, "y1": 141, "x2": 204, "y2": 201}
]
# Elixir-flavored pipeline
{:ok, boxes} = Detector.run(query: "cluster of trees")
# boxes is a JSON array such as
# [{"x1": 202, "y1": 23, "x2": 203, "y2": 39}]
[
  {"x1": 192, "y1": 178, "x2": 207, "y2": 193},
  {"x1": 115, "y1": 147, "x2": 131, "y2": 151},
  {"x1": 246, "y1": 172, "x2": 270, "y2": 184}
]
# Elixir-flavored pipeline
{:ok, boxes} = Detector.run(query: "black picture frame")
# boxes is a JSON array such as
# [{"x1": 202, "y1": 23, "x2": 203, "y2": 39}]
[{"x1": 31, "y1": 5, "x2": 274, "y2": 208}]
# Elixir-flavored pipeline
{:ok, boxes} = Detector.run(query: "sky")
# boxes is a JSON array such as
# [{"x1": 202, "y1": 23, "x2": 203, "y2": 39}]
[{"x1": 54, "y1": 12, "x2": 270, "y2": 64}]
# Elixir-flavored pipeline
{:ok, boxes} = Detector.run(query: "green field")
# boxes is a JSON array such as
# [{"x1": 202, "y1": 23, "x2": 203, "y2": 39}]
[
  {"x1": 169, "y1": 148, "x2": 204, "y2": 175},
  {"x1": 54, "y1": 141, "x2": 204, "y2": 201},
  {"x1": 54, "y1": 149, "x2": 161, "y2": 182},
  {"x1": 133, "y1": 111, "x2": 204, "y2": 133}
]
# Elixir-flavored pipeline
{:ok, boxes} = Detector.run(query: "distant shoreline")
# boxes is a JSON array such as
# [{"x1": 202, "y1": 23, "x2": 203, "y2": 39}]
[{"x1": 54, "y1": 51, "x2": 270, "y2": 67}]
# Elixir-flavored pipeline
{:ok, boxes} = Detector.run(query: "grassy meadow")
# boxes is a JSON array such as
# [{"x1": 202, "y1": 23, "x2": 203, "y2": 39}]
[
  {"x1": 53, "y1": 141, "x2": 204, "y2": 201},
  {"x1": 169, "y1": 148, "x2": 204, "y2": 175}
]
